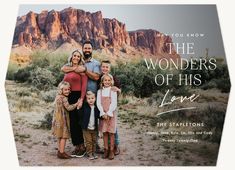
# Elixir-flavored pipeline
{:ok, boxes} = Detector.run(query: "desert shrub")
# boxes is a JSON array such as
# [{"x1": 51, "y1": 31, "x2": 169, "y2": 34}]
[
  {"x1": 147, "y1": 91, "x2": 165, "y2": 105},
  {"x1": 39, "y1": 111, "x2": 53, "y2": 130},
  {"x1": 16, "y1": 88, "x2": 31, "y2": 97},
  {"x1": 31, "y1": 51, "x2": 50, "y2": 68},
  {"x1": 16, "y1": 96, "x2": 35, "y2": 111},
  {"x1": 40, "y1": 89, "x2": 57, "y2": 103},
  {"x1": 29, "y1": 67, "x2": 57, "y2": 91},
  {"x1": 6, "y1": 62, "x2": 20, "y2": 80},
  {"x1": 157, "y1": 105, "x2": 225, "y2": 144},
  {"x1": 47, "y1": 52, "x2": 68, "y2": 84},
  {"x1": 200, "y1": 80, "x2": 218, "y2": 90},
  {"x1": 48, "y1": 62, "x2": 65, "y2": 85},
  {"x1": 13, "y1": 66, "x2": 33, "y2": 83},
  {"x1": 13, "y1": 51, "x2": 67, "y2": 89},
  {"x1": 182, "y1": 58, "x2": 230, "y2": 92},
  {"x1": 112, "y1": 60, "x2": 191, "y2": 98},
  {"x1": 197, "y1": 106, "x2": 225, "y2": 144},
  {"x1": 112, "y1": 61, "x2": 165, "y2": 97},
  {"x1": 214, "y1": 78, "x2": 231, "y2": 93},
  {"x1": 119, "y1": 98, "x2": 129, "y2": 105}
]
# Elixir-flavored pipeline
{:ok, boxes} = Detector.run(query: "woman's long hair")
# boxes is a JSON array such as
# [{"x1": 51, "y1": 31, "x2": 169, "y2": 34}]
[{"x1": 68, "y1": 49, "x2": 85, "y2": 66}]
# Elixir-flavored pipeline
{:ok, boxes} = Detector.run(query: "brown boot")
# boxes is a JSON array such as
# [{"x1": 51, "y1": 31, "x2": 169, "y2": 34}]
[
  {"x1": 108, "y1": 150, "x2": 114, "y2": 160},
  {"x1": 114, "y1": 145, "x2": 120, "y2": 155},
  {"x1": 103, "y1": 149, "x2": 109, "y2": 159},
  {"x1": 57, "y1": 151, "x2": 70, "y2": 159},
  {"x1": 63, "y1": 152, "x2": 72, "y2": 158}
]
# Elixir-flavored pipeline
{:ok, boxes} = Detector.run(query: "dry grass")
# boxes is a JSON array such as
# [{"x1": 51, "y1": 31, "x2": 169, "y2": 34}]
[{"x1": 5, "y1": 80, "x2": 55, "y2": 113}]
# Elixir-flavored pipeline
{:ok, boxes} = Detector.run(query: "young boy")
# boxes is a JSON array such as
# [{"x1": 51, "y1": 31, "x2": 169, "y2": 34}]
[
  {"x1": 99, "y1": 60, "x2": 121, "y2": 93},
  {"x1": 80, "y1": 91, "x2": 100, "y2": 160},
  {"x1": 98, "y1": 60, "x2": 121, "y2": 155}
]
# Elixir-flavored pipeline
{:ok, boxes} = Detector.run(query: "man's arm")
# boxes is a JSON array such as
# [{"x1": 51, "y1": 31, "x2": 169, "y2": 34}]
[{"x1": 85, "y1": 69, "x2": 100, "y2": 81}]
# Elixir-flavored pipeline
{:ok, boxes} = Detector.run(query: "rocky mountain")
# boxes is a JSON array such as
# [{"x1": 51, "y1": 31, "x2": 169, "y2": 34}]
[{"x1": 12, "y1": 7, "x2": 179, "y2": 61}]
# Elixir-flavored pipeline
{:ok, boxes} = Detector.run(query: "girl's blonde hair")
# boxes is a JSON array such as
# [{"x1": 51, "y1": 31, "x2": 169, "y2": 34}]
[
  {"x1": 57, "y1": 81, "x2": 70, "y2": 95},
  {"x1": 68, "y1": 49, "x2": 85, "y2": 66},
  {"x1": 100, "y1": 74, "x2": 114, "y2": 89}
]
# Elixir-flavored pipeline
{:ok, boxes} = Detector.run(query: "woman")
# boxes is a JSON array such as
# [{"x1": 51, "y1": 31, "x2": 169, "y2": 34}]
[{"x1": 62, "y1": 49, "x2": 87, "y2": 157}]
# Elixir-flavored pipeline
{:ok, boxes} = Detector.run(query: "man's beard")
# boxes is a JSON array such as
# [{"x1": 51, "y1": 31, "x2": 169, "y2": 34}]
[{"x1": 83, "y1": 52, "x2": 92, "y2": 59}]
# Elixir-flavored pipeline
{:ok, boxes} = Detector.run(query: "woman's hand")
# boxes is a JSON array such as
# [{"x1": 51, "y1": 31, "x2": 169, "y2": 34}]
[{"x1": 74, "y1": 65, "x2": 86, "y2": 73}]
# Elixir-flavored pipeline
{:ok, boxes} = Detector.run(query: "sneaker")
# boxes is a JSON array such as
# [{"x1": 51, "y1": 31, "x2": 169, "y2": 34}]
[
  {"x1": 70, "y1": 149, "x2": 79, "y2": 158},
  {"x1": 76, "y1": 150, "x2": 87, "y2": 158},
  {"x1": 86, "y1": 153, "x2": 95, "y2": 160},
  {"x1": 92, "y1": 153, "x2": 98, "y2": 159}
]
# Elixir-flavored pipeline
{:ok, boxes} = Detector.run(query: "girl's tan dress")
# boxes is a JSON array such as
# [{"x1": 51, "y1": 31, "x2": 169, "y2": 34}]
[{"x1": 52, "y1": 95, "x2": 77, "y2": 139}]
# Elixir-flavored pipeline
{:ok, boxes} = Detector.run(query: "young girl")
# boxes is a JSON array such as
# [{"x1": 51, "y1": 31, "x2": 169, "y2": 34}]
[
  {"x1": 52, "y1": 81, "x2": 80, "y2": 159},
  {"x1": 97, "y1": 74, "x2": 117, "y2": 160},
  {"x1": 99, "y1": 60, "x2": 121, "y2": 155}
]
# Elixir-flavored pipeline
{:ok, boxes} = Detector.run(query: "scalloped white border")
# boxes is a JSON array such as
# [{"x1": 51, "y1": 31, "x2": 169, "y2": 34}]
[{"x1": 0, "y1": 0, "x2": 234, "y2": 169}]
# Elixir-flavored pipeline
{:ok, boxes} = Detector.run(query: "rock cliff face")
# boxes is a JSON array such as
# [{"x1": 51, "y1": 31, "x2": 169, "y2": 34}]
[
  {"x1": 13, "y1": 7, "x2": 177, "y2": 57},
  {"x1": 129, "y1": 30, "x2": 176, "y2": 55}
]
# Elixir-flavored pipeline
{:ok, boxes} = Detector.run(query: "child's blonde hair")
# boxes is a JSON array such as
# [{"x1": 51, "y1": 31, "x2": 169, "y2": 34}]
[
  {"x1": 57, "y1": 81, "x2": 70, "y2": 95},
  {"x1": 86, "y1": 90, "x2": 96, "y2": 97},
  {"x1": 100, "y1": 74, "x2": 114, "y2": 89}
]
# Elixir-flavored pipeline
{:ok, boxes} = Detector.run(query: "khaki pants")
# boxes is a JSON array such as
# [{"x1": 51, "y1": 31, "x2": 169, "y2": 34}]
[{"x1": 83, "y1": 129, "x2": 97, "y2": 154}]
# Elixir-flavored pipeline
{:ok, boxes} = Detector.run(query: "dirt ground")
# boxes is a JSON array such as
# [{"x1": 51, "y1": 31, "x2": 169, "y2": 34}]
[
  {"x1": 6, "y1": 81, "x2": 219, "y2": 166},
  {"x1": 10, "y1": 111, "x2": 219, "y2": 166}
]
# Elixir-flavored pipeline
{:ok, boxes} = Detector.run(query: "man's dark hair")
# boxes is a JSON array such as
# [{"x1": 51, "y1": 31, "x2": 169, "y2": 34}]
[{"x1": 82, "y1": 40, "x2": 93, "y2": 48}]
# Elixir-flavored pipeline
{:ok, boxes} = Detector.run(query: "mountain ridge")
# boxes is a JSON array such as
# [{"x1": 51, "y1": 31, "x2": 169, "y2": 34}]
[{"x1": 12, "y1": 7, "x2": 179, "y2": 62}]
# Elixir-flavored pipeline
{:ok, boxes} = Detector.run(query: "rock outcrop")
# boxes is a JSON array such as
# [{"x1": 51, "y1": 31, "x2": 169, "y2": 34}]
[{"x1": 13, "y1": 7, "x2": 178, "y2": 58}]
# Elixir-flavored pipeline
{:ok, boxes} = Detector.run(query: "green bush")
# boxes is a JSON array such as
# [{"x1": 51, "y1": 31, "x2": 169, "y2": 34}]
[
  {"x1": 13, "y1": 66, "x2": 32, "y2": 83},
  {"x1": 39, "y1": 111, "x2": 53, "y2": 130},
  {"x1": 29, "y1": 67, "x2": 57, "y2": 91},
  {"x1": 200, "y1": 80, "x2": 218, "y2": 90},
  {"x1": 215, "y1": 78, "x2": 231, "y2": 93},
  {"x1": 147, "y1": 91, "x2": 165, "y2": 105},
  {"x1": 40, "y1": 89, "x2": 57, "y2": 103},
  {"x1": 111, "y1": 61, "x2": 189, "y2": 98},
  {"x1": 6, "y1": 62, "x2": 20, "y2": 80},
  {"x1": 182, "y1": 58, "x2": 230, "y2": 92},
  {"x1": 112, "y1": 61, "x2": 160, "y2": 97},
  {"x1": 198, "y1": 106, "x2": 225, "y2": 144},
  {"x1": 16, "y1": 88, "x2": 31, "y2": 97},
  {"x1": 13, "y1": 51, "x2": 67, "y2": 88},
  {"x1": 119, "y1": 98, "x2": 129, "y2": 105}
]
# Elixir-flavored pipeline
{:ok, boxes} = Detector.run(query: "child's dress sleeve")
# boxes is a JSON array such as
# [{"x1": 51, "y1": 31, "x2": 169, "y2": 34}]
[
  {"x1": 62, "y1": 97, "x2": 77, "y2": 111},
  {"x1": 106, "y1": 91, "x2": 117, "y2": 117},
  {"x1": 96, "y1": 90, "x2": 105, "y2": 116}
]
